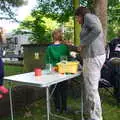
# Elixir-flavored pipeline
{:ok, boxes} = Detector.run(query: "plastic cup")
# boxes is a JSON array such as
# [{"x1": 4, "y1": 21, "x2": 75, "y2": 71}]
[
  {"x1": 34, "y1": 68, "x2": 42, "y2": 76},
  {"x1": 45, "y1": 64, "x2": 53, "y2": 74}
]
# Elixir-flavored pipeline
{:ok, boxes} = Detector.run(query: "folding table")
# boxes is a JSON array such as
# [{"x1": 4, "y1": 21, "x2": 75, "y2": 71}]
[{"x1": 4, "y1": 71, "x2": 83, "y2": 120}]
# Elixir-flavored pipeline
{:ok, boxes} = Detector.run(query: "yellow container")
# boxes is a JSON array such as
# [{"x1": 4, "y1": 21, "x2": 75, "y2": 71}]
[{"x1": 57, "y1": 61, "x2": 79, "y2": 74}]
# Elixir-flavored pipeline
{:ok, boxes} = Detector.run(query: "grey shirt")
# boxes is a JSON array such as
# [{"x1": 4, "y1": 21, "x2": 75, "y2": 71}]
[{"x1": 80, "y1": 13, "x2": 105, "y2": 58}]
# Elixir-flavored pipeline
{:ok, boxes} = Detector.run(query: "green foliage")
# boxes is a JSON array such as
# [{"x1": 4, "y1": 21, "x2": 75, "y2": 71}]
[
  {"x1": 36, "y1": 0, "x2": 73, "y2": 23},
  {"x1": 35, "y1": 0, "x2": 93, "y2": 23},
  {"x1": 63, "y1": 17, "x2": 74, "y2": 43},
  {"x1": 107, "y1": 24, "x2": 120, "y2": 42},
  {"x1": 18, "y1": 0, "x2": 120, "y2": 43},
  {"x1": 0, "y1": 0, "x2": 26, "y2": 21},
  {"x1": 107, "y1": 0, "x2": 120, "y2": 41},
  {"x1": 19, "y1": 12, "x2": 59, "y2": 44},
  {"x1": 29, "y1": 14, "x2": 49, "y2": 43},
  {"x1": 19, "y1": 0, "x2": 88, "y2": 44}
]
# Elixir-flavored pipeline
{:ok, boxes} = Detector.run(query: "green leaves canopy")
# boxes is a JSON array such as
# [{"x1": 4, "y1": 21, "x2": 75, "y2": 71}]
[
  {"x1": 0, "y1": 0, "x2": 26, "y2": 21},
  {"x1": 19, "y1": 0, "x2": 120, "y2": 43},
  {"x1": 107, "y1": 0, "x2": 120, "y2": 40},
  {"x1": 19, "y1": 12, "x2": 59, "y2": 44},
  {"x1": 35, "y1": 0, "x2": 73, "y2": 22}
]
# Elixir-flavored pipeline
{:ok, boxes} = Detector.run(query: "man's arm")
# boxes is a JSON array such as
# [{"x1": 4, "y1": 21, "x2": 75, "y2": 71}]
[{"x1": 80, "y1": 14, "x2": 102, "y2": 46}]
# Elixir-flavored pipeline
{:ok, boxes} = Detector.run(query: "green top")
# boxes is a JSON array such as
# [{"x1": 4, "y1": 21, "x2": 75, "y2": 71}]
[{"x1": 45, "y1": 44, "x2": 69, "y2": 66}]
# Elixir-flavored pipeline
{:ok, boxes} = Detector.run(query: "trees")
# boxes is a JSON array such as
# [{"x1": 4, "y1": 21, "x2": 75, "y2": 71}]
[
  {"x1": 0, "y1": 0, "x2": 26, "y2": 21},
  {"x1": 18, "y1": 0, "x2": 119, "y2": 44},
  {"x1": 73, "y1": 0, "x2": 80, "y2": 45},
  {"x1": 94, "y1": 0, "x2": 108, "y2": 43},
  {"x1": 107, "y1": 0, "x2": 120, "y2": 41},
  {"x1": 35, "y1": 0, "x2": 73, "y2": 23},
  {"x1": 29, "y1": 0, "x2": 108, "y2": 45},
  {"x1": 19, "y1": 0, "x2": 86, "y2": 45},
  {"x1": 18, "y1": 13, "x2": 59, "y2": 44}
]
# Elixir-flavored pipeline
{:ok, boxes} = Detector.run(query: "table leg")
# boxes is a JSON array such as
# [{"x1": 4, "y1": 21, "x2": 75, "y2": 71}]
[
  {"x1": 9, "y1": 81, "x2": 14, "y2": 120},
  {"x1": 46, "y1": 87, "x2": 50, "y2": 120},
  {"x1": 81, "y1": 82, "x2": 84, "y2": 120}
]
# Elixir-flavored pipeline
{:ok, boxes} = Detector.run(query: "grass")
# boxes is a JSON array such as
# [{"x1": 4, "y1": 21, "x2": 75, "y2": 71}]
[
  {"x1": 1, "y1": 65, "x2": 120, "y2": 120},
  {"x1": 100, "y1": 89, "x2": 120, "y2": 120},
  {"x1": 4, "y1": 64, "x2": 24, "y2": 76}
]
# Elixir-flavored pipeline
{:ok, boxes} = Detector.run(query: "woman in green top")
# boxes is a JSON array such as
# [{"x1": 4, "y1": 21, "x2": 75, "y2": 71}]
[{"x1": 45, "y1": 28, "x2": 69, "y2": 113}]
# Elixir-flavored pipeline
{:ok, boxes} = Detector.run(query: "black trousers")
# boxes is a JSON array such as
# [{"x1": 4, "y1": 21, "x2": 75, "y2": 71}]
[{"x1": 51, "y1": 81, "x2": 68, "y2": 111}]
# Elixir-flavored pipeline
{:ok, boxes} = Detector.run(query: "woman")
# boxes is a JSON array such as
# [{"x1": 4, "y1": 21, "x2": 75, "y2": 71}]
[
  {"x1": 75, "y1": 6, "x2": 106, "y2": 120},
  {"x1": 45, "y1": 28, "x2": 69, "y2": 113}
]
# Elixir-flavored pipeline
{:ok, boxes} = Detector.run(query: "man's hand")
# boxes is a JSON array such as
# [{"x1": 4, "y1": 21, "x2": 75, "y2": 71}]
[{"x1": 77, "y1": 45, "x2": 85, "y2": 52}]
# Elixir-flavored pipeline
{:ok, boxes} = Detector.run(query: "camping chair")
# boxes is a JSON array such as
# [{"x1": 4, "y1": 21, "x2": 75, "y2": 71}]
[
  {"x1": 99, "y1": 78, "x2": 113, "y2": 96},
  {"x1": 100, "y1": 38, "x2": 120, "y2": 104}
]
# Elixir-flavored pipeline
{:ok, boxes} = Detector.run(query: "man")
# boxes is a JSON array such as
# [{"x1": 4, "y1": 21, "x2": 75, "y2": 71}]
[{"x1": 75, "y1": 6, "x2": 106, "y2": 120}]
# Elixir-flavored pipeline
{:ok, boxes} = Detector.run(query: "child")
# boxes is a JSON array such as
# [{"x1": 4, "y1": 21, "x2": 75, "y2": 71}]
[{"x1": 45, "y1": 28, "x2": 69, "y2": 113}]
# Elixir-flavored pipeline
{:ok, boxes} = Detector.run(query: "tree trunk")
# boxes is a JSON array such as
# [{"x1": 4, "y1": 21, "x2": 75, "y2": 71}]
[
  {"x1": 94, "y1": 0, "x2": 108, "y2": 43},
  {"x1": 73, "y1": 0, "x2": 80, "y2": 46}
]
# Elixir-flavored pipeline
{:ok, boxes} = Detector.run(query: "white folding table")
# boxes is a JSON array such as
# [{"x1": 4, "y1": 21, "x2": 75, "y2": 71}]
[{"x1": 4, "y1": 71, "x2": 83, "y2": 120}]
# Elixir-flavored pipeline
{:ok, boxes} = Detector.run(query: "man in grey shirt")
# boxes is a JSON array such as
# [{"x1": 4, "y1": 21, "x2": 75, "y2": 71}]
[{"x1": 75, "y1": 6, "x2": 106, "y2": 120}]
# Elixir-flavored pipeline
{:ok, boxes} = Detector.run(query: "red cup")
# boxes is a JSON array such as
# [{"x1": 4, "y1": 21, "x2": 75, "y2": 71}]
[{"x1": 34, "y1": 68, "x2": 42, "y2": 76}]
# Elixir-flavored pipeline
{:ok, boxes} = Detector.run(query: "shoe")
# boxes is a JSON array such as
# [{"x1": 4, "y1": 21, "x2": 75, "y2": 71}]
[
  {"x1": 0, "y1": 94, "x2": 3, "y2": 99},
  {"x1": 0, "y1": 86, "x2": 9, "y2": 94}
]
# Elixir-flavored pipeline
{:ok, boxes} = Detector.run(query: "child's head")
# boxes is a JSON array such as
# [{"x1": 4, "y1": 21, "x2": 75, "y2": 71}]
[{"x1": 52, "y1": 28, "x2": 63, "y2": 42}]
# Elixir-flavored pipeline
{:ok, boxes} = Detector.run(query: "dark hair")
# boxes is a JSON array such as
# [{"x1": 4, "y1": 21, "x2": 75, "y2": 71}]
[{"x1": 75, "y1": 6, "x2": 90, "y2": 17}]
